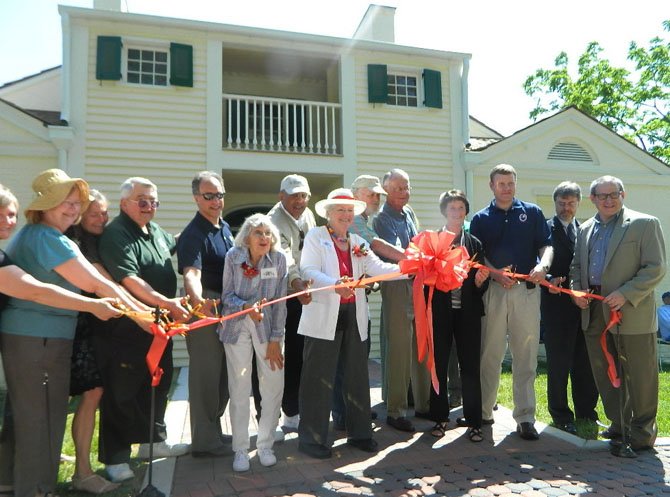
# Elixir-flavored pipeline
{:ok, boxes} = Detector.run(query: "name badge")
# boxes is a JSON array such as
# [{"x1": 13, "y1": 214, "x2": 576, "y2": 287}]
[{"x1": 261, "y1": 267, "x2": 277, "y2": 279}]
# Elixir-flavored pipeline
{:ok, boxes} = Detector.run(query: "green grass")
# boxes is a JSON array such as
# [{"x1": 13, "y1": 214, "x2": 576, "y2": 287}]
[{"x1": 497, "y1": 359, "x2": 670, "y2": 439}]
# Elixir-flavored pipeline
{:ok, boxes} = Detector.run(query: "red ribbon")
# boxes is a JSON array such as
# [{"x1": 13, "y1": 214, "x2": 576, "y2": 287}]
[
  {"x1": 400, "y1": 231, "x2": 471, "y2": 394},
  {"x1": 469, "y1": 262, "x2": 622, "y2": 388}
]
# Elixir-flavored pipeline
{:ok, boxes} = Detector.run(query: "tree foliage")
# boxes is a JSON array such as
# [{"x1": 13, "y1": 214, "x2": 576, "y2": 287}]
[{"x1": 524, "y1": 20, "x2": 670, "y2": 164}]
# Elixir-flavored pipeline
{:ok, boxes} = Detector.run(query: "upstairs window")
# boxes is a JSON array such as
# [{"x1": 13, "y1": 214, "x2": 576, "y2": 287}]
[
  {"x1": 387, "y1": 73, "x2": 418, "y2": 107},
  {"x1": 127, "y1": 48, "x2": 168, "y2": 86}
]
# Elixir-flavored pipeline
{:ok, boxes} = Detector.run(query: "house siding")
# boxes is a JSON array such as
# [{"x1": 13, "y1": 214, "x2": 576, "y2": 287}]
[{"x1": 354, "y1": 52, "x2": 456, "y2": 358}]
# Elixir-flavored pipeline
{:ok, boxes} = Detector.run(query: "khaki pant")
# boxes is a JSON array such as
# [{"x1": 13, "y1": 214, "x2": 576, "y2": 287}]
[
  {"x1": 480, "y1": 281, "x2": 540, "y2": 423},
  {"x1": 584, "y1": 301, "x2": 658, "y2": 448},
  {"x1": 381, "y1": 280, "x2": 430, "y2": 418}
]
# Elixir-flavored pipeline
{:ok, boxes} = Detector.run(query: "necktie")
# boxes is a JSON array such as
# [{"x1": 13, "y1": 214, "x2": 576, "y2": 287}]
[{"x1": 566, "y1": 223, "x2": 576, "y2": 244}]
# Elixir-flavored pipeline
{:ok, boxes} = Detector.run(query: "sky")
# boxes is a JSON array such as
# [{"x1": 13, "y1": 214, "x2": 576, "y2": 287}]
[{"x1": 1, "y1": 0, "x2": 668, "y2": 136}]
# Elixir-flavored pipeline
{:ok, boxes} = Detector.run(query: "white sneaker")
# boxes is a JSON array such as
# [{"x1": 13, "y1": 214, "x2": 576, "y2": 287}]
[
  {"x1": 106, "y1": 463, "x2": 134, "y2": 483},
  {"x1": 274, "y1": 428, "x2": 285, "y2": 443},
  {"x1": 282, "y1": 414, "x2": 300, "y2": 432},
  {"x1": 258, "y1": 448, "x2": 277, "y2": 467},
  {"x1": 232, "y1": 450, "x2": 250, "y2": 472},
  {"x1": 137, "y1": 441, "x2": 190, "y2": 459}
]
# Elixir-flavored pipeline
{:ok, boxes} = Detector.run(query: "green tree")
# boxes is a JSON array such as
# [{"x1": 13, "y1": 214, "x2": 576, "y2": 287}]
[{"x1": 524, "y1": 20, "x2": 670, "y2": 164}]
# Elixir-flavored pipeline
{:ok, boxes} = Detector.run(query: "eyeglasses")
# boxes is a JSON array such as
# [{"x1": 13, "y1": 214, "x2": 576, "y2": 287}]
[
  {"x1": 199, "y1": 192, "x2": 225, "y2": 201},
  {"x1": 61, "y1": 200, "x2": 82, "y2": 209},
  {"x1": 299, "y1": 230, "x2": 305, "y2": 250},
  {"x1": 129, "y1": 199, "x2": 160, "y2": 209},
  {"x1": 594, "y1": 191, "x2": 622, "y2": 201}
]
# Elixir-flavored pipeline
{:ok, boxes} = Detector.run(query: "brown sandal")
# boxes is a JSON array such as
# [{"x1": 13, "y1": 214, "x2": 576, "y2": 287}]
[
  {"x1": 430, "y1": 422, "x2": 448, "y2": 438},
  {"x1": 467, "y1": 427, "x2": 484, "y2": 443}
]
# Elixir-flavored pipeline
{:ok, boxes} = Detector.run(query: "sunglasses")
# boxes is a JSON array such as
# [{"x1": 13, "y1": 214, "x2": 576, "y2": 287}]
[
  {"x1": 199, "y1": 192, "x2": 225, "y2": 201},
  {"x1": 129, "y1": 199, "x2": 160, "y2": 209}
]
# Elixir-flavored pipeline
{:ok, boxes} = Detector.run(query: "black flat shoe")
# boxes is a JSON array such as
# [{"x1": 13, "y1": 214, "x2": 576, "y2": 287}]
[
  {"x1": 298, "y1": 442, "x2": 332, "y2": 459},
  {"x1": 555, "y1": 421, "x2": 577, "y2": 435},
  {"x1": 517, "y1": 422, "x2": 539, "y2": 441},
  {"x1": 386, "y1": 416, "x2": 415, "y2": 432},
  {"x1": 347, "y1": 438, "x2": 378, "y2": 453}
]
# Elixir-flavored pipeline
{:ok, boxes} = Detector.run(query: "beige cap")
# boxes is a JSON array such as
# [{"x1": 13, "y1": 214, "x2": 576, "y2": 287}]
[
  {"x1": 280, "y1": 174, "x2": 311, "y2": 195},
  {"x1": 351, "y1": 175, "x2": 386, "y2": 195}
]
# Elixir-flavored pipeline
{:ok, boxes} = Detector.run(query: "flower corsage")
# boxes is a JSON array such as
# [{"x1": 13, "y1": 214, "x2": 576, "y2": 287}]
[
  {"x1": 241, "y1": 262, "x2": 259, "y2": 278},
  {"x1": 352, "y1": 243, "x2": 369, "y2": 258}
]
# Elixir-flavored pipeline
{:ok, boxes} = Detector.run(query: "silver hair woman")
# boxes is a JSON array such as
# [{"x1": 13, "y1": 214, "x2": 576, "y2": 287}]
[{"x1": 218, "y1": 212, "x2": 287, "y2": 472}]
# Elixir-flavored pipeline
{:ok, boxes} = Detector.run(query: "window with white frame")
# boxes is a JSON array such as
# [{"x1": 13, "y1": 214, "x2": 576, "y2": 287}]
[
  {"x1": 126, "y1": 47, "x2": 169, "y2": 86},
  {"x1": 387, "y1": 73, "x2": 418, "y2": 107}
]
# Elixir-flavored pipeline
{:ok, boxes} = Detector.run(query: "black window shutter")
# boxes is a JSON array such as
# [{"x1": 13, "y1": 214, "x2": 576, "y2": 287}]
[
  {"x1": 96, "y1": 36, "x2": 122, "y2": 81},
  {"x1": 423, "y1": 69, "x2": 442, "y2": 108},
  {"x1": 367, "y1": 64, "x2": 388, "y2": 103},
  {"x1": 170, "y1": 43, "x2": 193, "y2": 87}
]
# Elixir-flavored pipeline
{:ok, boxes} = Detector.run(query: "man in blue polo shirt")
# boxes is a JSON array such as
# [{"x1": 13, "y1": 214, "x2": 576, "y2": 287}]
[
  {"x1": 470, "y1": 164, "x2": 553, "y2": 440},
  {"x1": 177, "y1": 171, "x2": 234, "y2": 457}
]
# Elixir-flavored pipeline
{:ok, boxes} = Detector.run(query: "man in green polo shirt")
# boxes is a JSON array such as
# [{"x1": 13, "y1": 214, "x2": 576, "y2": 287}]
[{"x1": 96, "y1": 177, "x2": 190, "y2": 483}]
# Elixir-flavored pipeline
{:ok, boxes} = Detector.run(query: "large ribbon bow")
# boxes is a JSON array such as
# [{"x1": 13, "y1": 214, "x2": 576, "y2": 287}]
[{"x1": 399, "y1": 230, "x2": 471, "y2": 394}]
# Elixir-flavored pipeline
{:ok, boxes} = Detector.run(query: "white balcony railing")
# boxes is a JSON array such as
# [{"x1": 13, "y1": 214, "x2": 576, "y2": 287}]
[{"x1": 223, "y1": 93, "x2": 341, "y2": 155}]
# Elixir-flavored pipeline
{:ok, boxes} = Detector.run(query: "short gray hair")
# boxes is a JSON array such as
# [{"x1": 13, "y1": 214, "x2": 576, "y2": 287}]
[
  {"x1": 382, "y1": 168, "x2": 409, "y2": 188},
  {"x1": 590, "y1": 175, "x2": 625, "y2": 196},
  {"x1": 191, "y1": 171, "x2": 224, "y2": 195},
  {"x1": 234, "y1": 213, "x2": 281, "y2": 252},
  {"x1": 553, "y1": 181, "x2": 581, "y2": 201},
  {"x1": 0, "y1": 184, "x2": 18, "y2": 209},
  {"x1": 88, "y1": 189, "x2": 108, "y2": 206},
  {"x1": 120, "y1": 177, "x2": 157, "y2": 199}
]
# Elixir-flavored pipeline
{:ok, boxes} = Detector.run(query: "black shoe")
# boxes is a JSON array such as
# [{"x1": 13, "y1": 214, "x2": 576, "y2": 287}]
[
  {"x1": 347, "y1": 438, "x2": 378, "y2": 453},
  {"x1": 555, "y1": 421, "x2": 577, "y2": 435},
  {"x1": 456, "y1": 417, "x2": 469, "y2": 428},
  {"x1": 192, "y1": 445, "x2": 228, "y2": 458},
  {"x1": 599, "y1": 427, "x2": 622, "y2": 440},
  {"x1": 386, "y1": 416, "x2": 415, "y2": 432},
  {"x1": 517, "y1": 422, "x2": 539, "y2": 441},
  {"x1": 414, "y1": 411, "x2": 431, "y2": 420},
  {"x1": 298, "y1": 442, "x2": 332, "y2": 459},
  {"x1": 482, "y1": 418, "x2": 495, "y2": 425}
]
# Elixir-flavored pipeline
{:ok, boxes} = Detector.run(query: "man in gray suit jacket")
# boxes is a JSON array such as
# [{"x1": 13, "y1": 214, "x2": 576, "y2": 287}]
[{"x1": 570, "y1": 175, "x2": 666, "y2": 455}]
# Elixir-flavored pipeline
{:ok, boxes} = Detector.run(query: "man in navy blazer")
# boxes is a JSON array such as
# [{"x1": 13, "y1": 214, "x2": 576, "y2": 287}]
[
  {"x1": 541, "y1": 182, "x2": 598, "y2": 435},
  {"x1": 570, "y1": 175, "x2": 666, "y2": 455}
]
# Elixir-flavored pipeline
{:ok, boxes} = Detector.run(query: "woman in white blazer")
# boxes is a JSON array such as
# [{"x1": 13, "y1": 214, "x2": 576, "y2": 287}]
[{"x1": 297, "y1": 188, "x2": 400, "y2": 459}]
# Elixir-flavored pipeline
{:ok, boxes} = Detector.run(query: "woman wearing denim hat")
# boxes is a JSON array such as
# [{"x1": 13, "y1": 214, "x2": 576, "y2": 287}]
[
  {"x1": 297, "y1": 188, "x2": 401, "y2": 459},
  {"x1": 0, "y1": 170, "x2": 139, "y2": 497}
]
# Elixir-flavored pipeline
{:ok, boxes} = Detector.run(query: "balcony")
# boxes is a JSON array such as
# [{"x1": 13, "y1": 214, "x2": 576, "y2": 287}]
[{"x1": 223, "y1": 93, "x2": 342, "y2": 155}]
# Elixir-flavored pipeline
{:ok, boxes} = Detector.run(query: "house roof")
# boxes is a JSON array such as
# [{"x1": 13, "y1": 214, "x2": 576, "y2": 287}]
[
  {"x1": 59, "y1": 5, "x2": 471, "y2": 62},
  {"x1": 0, "y1": 66, "x2": 61, "y2": 91},
  {"x1": 0, "y1": 97, "x2": 66, "y2": 127},
  {"x1": 468, "y1": 106, "x2": 669, "y2": 170}
]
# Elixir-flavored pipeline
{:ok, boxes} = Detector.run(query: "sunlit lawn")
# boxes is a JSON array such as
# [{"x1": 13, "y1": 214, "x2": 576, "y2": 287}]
[{"x1": 497, "y1": 358, "x2": 670, "y2": 439}]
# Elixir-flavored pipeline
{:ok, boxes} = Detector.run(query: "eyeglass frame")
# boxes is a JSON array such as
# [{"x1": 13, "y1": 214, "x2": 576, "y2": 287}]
[
  {"x1": 128, "y1": 198, "x2": 160, "y2": 209},
  {"x1": 198, "y1": 192, "x2": 225, "y2": 201},
  {"x1": 593, "y1": 191, "x2": 622, "y2": 201}
]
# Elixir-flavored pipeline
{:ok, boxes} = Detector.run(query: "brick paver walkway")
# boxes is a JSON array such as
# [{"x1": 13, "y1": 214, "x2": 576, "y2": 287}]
[{"x1": 167, "y1": 362, "x2": 670, "y2": 497}]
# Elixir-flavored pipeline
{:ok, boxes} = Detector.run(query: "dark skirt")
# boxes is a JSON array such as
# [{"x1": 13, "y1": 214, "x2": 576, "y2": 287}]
[{"x1": 69, "y1": 314, "x2": 103, "y2": 396}]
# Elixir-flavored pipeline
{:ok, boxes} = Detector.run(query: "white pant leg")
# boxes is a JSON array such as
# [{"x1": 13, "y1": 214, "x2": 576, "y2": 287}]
[
  {"x1": 252, "y1": 332, "x2": 284, "y2": 450},
  {"x1": 480, "y1": 282, "x2": 510, "y2": 419},
  {"x1": 223, "y1": 322, "x2": 255, "y2": 452},
  {"x1": 508, "y1": 285, "x2": 540, "y2": 424}
]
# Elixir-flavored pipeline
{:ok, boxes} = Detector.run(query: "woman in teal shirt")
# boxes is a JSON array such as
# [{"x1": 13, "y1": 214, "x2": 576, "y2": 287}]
[{"x1": 0, "y1": 171, "x2": 137, "y2": 497}]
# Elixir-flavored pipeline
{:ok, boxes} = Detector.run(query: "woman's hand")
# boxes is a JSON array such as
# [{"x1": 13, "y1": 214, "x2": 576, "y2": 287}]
[
  {"x1": 266, "y1": 341, "x2": 284, "y2": 371},
  {"x1": 474, "y1": 267, "x2": 489, "y2": 288},
  {"x1": 334, "y1": 277, "x2": 356, "y2": 299},
  {"x1": 244, "y1": 299, "x2": 266, "y2": 322},
  {"x1": 88, "y1": 298, "x2": 124, "y2": 321}
]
